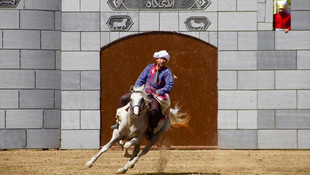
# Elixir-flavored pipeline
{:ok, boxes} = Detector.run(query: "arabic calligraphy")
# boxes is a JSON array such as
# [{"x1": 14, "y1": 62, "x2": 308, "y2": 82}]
[{"x1": 146, "y1": 0, "x2": 174, "y2": 8}]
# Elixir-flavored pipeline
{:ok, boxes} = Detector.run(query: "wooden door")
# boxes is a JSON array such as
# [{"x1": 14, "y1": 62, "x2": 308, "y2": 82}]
[{"x1": 100, "y1": 32, "x2": 217, "y2": 147}]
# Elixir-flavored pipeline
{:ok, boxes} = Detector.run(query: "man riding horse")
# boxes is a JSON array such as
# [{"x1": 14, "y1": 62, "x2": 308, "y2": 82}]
[{"x1": 111, "y1": 50, "x2": 174, "y2": 142}]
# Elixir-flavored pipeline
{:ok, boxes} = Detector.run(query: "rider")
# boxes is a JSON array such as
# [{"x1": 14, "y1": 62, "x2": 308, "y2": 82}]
[{"x1": 111, "y1": 50, "x2": 174, "y2": 142}]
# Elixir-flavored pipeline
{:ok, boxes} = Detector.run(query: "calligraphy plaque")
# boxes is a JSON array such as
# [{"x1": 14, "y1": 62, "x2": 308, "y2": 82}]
[
  {"x1": 106, "y1": 15, "x2": 134, "y2": 31},
  {"x1": 184, "y1": 16, "x2": 211, "y2": 31},
  {"x1": 0, "y1": 0, "x2": 20, "y2": 8},
  {"x1": 107, "y1": 0, "x2": 211, "y2": 11}
]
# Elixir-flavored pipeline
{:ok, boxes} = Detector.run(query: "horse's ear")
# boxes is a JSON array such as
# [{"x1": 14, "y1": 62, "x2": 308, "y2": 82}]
[{"x1": 130, "y1": 85, "x2": 134, "y2": 92}]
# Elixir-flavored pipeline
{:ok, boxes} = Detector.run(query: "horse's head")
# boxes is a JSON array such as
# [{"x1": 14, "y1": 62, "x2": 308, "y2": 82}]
[{"x1": 129, "y1": 85, "x2": 150, "y2": 118}]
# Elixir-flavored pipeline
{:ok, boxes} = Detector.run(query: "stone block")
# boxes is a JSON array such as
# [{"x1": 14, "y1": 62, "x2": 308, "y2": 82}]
[
  {"x1": 0, "y1": 130, "x2": 26, "y2": 149},
  {"x1": 0, "y1": 31, "x2": 2, "y2": 48},
  {"x1": 219, "y1": 12, "x2": 257, "y2": 31},
  {"x1": 238, "y1": 110, "x2": 257, "y2": 129},
  {"x1": 42, "y1": 31, "x2": 61, "y2": 50},
  {"x1": 81, "y1": 110, "x2": 100, "y2": 129},
  {"x1": 20, "y1": 11, "x2": 54, "y2": 30},
  {"x1": 218, "y1": 130, "x2": 257, "y2": 149},
  {"x1": 55, "y1": 11, "x2": 61, "y2": 30},
  {"x1": 291, "y1": 11, "x2": 310, "y2": 30},
  {"x1": 0, "y1": 70, "x2": 34, "y2": 88},
  {"x1": 218, "y1": 32, "x2": 237, "y2": 50},
  {"x1": 62, "y1": 0, "x2": 79, "y2": 11},
  {"x1": 238, "y1": 32, "x2": 257, "y2": 50},
  {"x1": 61, "y1": 71, "x2": 81, "y2": 90},
  {"x1": 0, "y1": 50, "x2": 19, "y2": 68},
  {"x1": 20, "y1": 90, "x2": 55, "y2": 109},
  {"x1": 81, "y1": 0, "x2": 99, "y2": 11},
  {"x1": 0, "y1": 10, "x2": 19, "y2": 29},
  {"x1": 258, "y1": 23, "x2": 273, "y2": 30},
  {"x1": 297, "y1": 51, "x2": 310, "y2": 69},
  {"x1": 100, "y1": 0, "x2": 113, "y2": 12},
  {"x1": 21, "y1": 50, "x2": 55, "y2": 69},
  {"x1": 258, "y1": 110, "x2": 275, "y2": 129},
  {"x1": 209, "y1": 32, "x2": 218, "y2": 47},
  {"x1": 276, "y1": 110, "x2": 310, "y2": 129},
  {"x1": 276, "y1": 71, "x2": 310, "y2": 89},
  {"x1": 62, "y1": 13, "x2": 100, "y2": 31},
  {"x1": 218, "y1": 51, "x2": 257, "y2": 70},
  {"x1": 61, "y1": 111, "x2": 80, "y2": 129},
  {"x1": 61, "y1": 130, "x2": 100, "y2": 149},
  {"x1": 36, "y1": 70, "x2": 61, "y2": 89},
  {"x1": 62, "y1": 91, "x2": 100, "y2": 109},
  {"x1": 27, "y1": 129, "x2": 60, "y2": 148},
  {"x1": 81, "y1": 32, "x2": 100, "y2": 51},
  {"x1": 258, "y1": 51, "x2": 296, "y2": 70},
  {"x1": 237, "y1": 0, "x2": 257, "y2": 11},
  {"x1": 219, "y1": 91, "x2": 257, "y2": 109},
  {"x1": 140, "y1": 13, "x2": 159, "y2": 31},
  {"x1": 61, "y1": 32, "x2": 80, "y2": 50},
  {"x1": 3, "y1": 30, "x2": 40, "y2": 49},
  {"x1": 258, "y1": 130, "x2": 297, "y2": 149},
  {"x1": 275, "y1": 31, "x2": 310, "y2": 50},
  {"x1": 100, "y1": 12, "x2": 139, "y2": 32},
  {"x1": 298, "y1": 90, "x2": 310, "y2": 109},
  {"x1": 44, "y1": 110, "x2": 61, "y2": 129},
  {"x1": 298, "y1": 130, "x2": 310, "y2": 149},
  {"x1": 258, "y1": 90, "x2": 296, "y2": 109},
  {"x1": 265, "y1": 0, "x2": 273, "y2": 23},
  {"x1": 6, "y1": 110, "x2": 42, "y2": 129},
  {"x1": 238, "y1": 71, "x2": 274, "y2": 89},
  {"x1": 257, "y1": 31, "x2": 274, "y2": 50},
  {"x1": 55, "y1": 90, "x2": 61, "y2": 109},
  {"x1": 218, "y1": 0, "x2": 236, "y2": 11},
  {"x1": 291, "y1": 0, "x2": 310, "y2": 10},
  {"x1": 0, "y1": 110, "x2": 4, "y2": 128},
  {"x1": 257, "y1": 3, "x2": 265, "y2": 22},
  {"x1": 81, "y1": 71, "x2": 100, "y2": 90},
  {"x1": 0, "y1": 90, "x2": 18, "y2": 108},
  {"x1": 218, "y1": 110, "x2": 237, "y2": 129},
  {"x1": 160, "y1": 13, "x2": 178, "y2": 31},
  {"x1": 25, "y1": 0, "x2": 60, "y2": 10},
  {"x1": 218, "y1": 71, "x2": 237, "y2": 89},
  {"x1": 61, "y1": 52, "x2": 100, "y2": 70}
]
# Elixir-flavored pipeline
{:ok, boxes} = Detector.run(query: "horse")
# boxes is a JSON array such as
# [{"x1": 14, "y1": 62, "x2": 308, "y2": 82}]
[{"x1": 85, "y1": 85, "x2": 190, "y2": 174}]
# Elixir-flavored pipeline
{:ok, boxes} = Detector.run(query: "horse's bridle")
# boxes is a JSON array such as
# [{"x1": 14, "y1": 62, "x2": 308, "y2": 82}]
[{"x1": 129, "y1": 91, "x2": 149, "y2": 117}]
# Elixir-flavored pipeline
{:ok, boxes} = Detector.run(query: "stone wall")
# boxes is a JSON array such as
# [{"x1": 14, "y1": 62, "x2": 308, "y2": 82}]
[{"x1": 0, "y1": 0, "x2": 61, "y2": 149}]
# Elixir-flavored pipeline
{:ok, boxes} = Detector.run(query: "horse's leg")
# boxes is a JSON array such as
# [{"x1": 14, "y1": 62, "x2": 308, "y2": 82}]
[
  {"x1": 123, "y1": 137, "x2": 139, "y2": 158},
  {"x1": 117, "y1": 131, "x2": 165, "y2": 174},
  {"x1": 85, "y1": 130, "x2": 120, "y2": 168}
]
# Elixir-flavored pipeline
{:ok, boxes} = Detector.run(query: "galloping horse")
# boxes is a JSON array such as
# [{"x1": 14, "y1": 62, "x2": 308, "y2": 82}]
[{"x1": 85, "y1": 85, "x2": 190, "y2": 173}]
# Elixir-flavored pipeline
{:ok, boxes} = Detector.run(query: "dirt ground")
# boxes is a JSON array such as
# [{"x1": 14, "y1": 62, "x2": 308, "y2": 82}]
[{"x1": 0, "y1": 148, "x2": 309, "y2": 175}]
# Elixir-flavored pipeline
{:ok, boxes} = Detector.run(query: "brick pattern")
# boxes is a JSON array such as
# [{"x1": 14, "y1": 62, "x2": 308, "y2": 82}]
[{"x1": 0, "y1": 0, "x2": 61, "y2": 149}]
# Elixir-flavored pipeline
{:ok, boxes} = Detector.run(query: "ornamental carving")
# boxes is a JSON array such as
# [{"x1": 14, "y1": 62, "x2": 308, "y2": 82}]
[
  {"x1": 106, "y1": 15, "x2": 134, "y2": 32},
  {"x1": 0, "y1": 0, "x2": 20, "y2": 8},
  {"x1": 184, "y1": 16, "x2": 211, "y2": 31},
  {"x1": 107, "y1": 0, "x2": 211, "y2": 11}
]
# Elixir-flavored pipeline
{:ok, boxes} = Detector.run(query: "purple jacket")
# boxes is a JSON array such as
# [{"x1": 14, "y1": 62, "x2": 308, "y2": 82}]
[{"x1": 134, "y1": 63, "x2": 174, "y2": 95}]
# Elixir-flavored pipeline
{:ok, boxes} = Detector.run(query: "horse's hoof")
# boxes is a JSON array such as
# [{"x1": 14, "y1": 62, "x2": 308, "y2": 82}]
[
  {"x1": 85, "y1": 161, "x2": 93, "y2": 168},
  {"x1": 117, "y1": 168, "x2": 127, "y2": 174}
]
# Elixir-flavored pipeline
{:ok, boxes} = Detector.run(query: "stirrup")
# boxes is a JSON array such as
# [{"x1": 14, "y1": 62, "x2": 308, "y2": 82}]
[{"x1": 111, "y1": 123, "x2": 119, "y2": 130}]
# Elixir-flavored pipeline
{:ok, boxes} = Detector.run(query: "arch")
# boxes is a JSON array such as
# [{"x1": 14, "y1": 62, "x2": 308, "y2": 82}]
[{"x1": 100, "y1": 31, "x2": 218, "y2": 147}]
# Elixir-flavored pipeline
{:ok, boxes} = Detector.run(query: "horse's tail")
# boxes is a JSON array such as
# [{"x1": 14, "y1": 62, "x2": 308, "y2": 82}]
[{"x1": 169, "y1": 104, "x2": 191, "y2": 129}]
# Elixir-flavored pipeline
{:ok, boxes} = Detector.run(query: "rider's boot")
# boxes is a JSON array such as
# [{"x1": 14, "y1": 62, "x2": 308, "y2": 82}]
[{"x1": 147, "y1": 110, "x2": 162, "y2": 142}]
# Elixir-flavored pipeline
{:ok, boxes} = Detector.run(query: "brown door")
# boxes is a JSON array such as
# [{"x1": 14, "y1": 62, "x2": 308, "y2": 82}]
[{"x1": 100, "y1": 31, "x2": 217, "y2": 147}]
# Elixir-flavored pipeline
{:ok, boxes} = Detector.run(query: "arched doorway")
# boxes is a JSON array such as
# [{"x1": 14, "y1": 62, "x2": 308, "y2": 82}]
[{"x1": 100, "y1": 32, "x2": 217, "y2": 147}]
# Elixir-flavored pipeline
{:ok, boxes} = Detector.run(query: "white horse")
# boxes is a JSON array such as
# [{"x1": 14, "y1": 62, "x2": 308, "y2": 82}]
[{"x1": 85, "y1": 85, "x2": 190, "y2": 174}]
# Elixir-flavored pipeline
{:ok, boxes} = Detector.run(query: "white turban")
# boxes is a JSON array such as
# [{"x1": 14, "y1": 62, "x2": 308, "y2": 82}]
[{"x1": 153, "y1": 50, "x2": 170, "y2": 62}]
